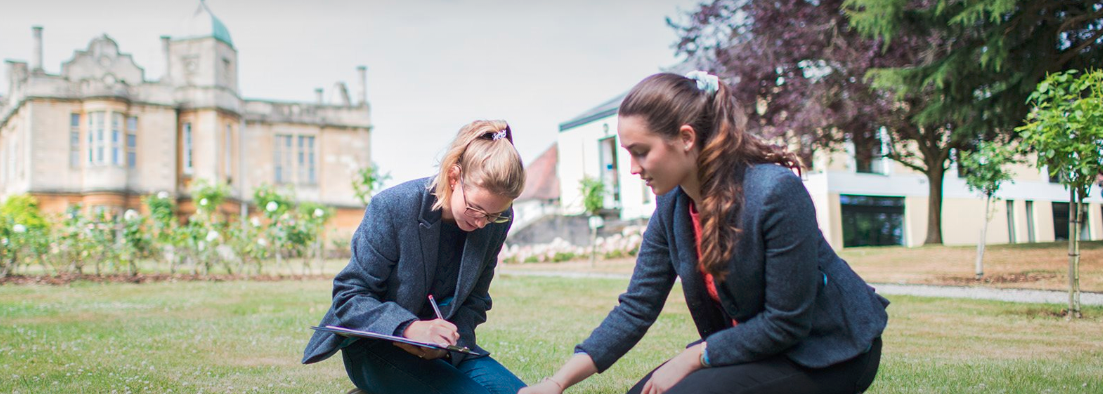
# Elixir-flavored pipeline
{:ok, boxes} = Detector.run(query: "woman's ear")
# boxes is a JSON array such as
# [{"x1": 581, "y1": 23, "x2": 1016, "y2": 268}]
[
  {"x1": 448, "y1": 165, "x2": 461, "y2": 189},
  {"x1": 678, "y1": 125, "x2": 697, "y2": 152}
]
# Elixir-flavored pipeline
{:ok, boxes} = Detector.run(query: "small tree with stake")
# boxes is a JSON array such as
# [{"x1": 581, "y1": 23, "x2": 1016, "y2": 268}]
[
  {"x1": 1016, "y1": 69, "x2": 1103, "y2": 319},
  {"x1": 579, "y1": 176, "x2": 606, "y2": 266},
  {"x1": 959, "y1": 141, "x2": 1020, "y2": 279}
]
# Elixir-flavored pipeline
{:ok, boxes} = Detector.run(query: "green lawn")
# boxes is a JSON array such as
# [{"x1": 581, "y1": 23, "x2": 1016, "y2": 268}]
[{"x1": 2, "y1": 275, "x2": 1101, "y2": 393}]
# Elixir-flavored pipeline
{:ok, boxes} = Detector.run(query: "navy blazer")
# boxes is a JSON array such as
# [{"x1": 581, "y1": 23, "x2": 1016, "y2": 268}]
[
  {"x1": 302, "y1": 177, "x2": 511, "y2": 366},
  {"x1": 577, "y1": 164, "x2": 889, "y2": 371}
]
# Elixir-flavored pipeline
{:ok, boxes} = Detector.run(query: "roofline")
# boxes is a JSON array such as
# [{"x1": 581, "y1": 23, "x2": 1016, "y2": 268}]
[{"x1": 558, "y1": 106, "x2": 618, "y2": 132}]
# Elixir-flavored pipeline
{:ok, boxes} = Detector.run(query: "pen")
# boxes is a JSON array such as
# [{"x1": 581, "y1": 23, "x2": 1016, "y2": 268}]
[{"x1": 428, "y1": 294, "x2": 444, "y2": 320}]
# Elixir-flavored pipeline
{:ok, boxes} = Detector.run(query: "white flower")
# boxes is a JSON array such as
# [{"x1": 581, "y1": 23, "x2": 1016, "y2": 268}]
[
  {"x1": 1, "y1": 238, "x2": 7, "y2": 246},
  {"x1": 157, "y1": 191, "x2": 169, "y2": 199},
  {"x1": 205, "y1": 230, "x2": 220, "y2": 242},
  {"x1": 12, "y1": 224, "x2": 26, "y2": 233},
  {"x1": 257, "y1": 238, "x2": 268, "y2": 246},
  {"x1": 250, "y1": 217, "x2": 261, "y2": 227},
  {"x1": 124, "y1": 209, "x2": 139, "y2": 221},
  {"x1": 199, "y1": 198, "x2": 209, "y2": 207},
  {"x1": 266, "y1": 201, "x2": 278, "y2": 212},
  {"x1": 313, "y1": 208, "x2": 325, "y2": 218}
]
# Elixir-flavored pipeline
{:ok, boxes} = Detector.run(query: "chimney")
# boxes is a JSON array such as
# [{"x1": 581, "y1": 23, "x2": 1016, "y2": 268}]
[
  {"x1": 160, "y1": 35, "x2": 171, "y2": 82},
  {"x1": 356, "y1": 65, "x2": 367, "y2": 106},
  {"x1": 315, "y1": 88, "x2": 324, "y2": 104},
  {"x1": 32, "y1": 26, "x2": 43, "y2": 72},
  {"x1": 333, "y1": 82, "x2": 351, "y2": 106}
]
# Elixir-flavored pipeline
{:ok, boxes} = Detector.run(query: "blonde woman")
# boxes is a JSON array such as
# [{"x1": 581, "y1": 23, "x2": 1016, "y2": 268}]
[{"x1": 304, "y1": 120, "x2": 527, "y2": 394}]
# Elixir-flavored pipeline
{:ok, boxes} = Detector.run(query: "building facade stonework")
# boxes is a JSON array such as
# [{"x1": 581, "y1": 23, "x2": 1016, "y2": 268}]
[{"x1": 0, "y1": 2, "x2": 372, "y2": 231}]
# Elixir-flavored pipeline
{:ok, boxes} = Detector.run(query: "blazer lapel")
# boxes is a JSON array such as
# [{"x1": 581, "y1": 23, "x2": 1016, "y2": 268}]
[
  {"x1": 417, "y1": 189, "x2": 442, "y2": 293},
  {"x1": 672, "y1": 189, "x2": 731, "y2": 336},
  {"x1": 672, "y1": 190, "x2": 705, "y2": 297},
  {"x1": 447, "y1": 227, "x2": 490, "y2": 319}
]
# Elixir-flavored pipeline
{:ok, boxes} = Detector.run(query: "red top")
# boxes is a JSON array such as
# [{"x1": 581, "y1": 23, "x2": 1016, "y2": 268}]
[{"x1": 689, "y1": 201, "x2": 737, "y2": 327}]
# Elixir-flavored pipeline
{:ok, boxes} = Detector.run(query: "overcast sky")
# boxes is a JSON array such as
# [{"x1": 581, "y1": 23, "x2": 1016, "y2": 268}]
[{"x1": 1, "y1": 0, "x2": 701, "y2": 188}]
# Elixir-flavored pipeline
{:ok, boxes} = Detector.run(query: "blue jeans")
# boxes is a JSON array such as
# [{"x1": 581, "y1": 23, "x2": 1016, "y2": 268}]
[{"x1": 341, "y1": 339, "x2": 526, "y2": 394}]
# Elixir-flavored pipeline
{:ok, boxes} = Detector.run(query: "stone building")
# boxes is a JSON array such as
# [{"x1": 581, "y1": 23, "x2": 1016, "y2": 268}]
[{"x1": 0, "y1": 1, "x2": 372, "y2": 231}]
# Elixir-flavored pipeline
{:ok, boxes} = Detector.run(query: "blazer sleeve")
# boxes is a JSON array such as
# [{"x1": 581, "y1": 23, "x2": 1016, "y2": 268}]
[
  {"x1": 330, "y1": 195, "x2": 419, "y2": 337},
  {"x1": 703, "y1": 171, "x2": 820, "y2": 366},
  {"x1": 575, "y1": 206, "x2": 678, "y2": 373}
]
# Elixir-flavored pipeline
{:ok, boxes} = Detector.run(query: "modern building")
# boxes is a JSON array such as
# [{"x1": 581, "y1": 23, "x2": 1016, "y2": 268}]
[
  {"x1": 0, "y1": 1, "x2": 372, "y2": 231},
  {"x1": 557, "y1": 93, "x2": 1103, "y2": 250}
]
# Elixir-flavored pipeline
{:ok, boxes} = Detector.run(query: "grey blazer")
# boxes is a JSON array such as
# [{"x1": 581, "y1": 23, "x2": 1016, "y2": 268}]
[
  {"x1": 577, "y1": 164, "x2": 889, "y2": 371},
  {"x1": 302, "y1": 177, "x2": 511, "y2": 366}
]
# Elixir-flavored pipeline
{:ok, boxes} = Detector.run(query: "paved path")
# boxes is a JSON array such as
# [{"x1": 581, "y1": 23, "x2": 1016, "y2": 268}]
[{"x1": 499, "y1": 269, "x2": 1103, "y2": 306}]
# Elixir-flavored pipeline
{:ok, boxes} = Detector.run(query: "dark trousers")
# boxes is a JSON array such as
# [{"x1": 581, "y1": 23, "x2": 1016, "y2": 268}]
[{"x1": 628, "y1": 338, "x2": 882, "y2": 394}]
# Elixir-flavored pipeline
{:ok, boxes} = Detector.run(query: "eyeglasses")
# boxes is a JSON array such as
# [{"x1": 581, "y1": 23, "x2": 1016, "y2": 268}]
[{"x1": 459, "y1": 177, "x2": 511, "y2": 224}]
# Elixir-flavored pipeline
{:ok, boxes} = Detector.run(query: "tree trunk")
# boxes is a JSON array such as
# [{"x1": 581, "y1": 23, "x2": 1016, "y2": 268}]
[
  {"x1": 924, "y1": 165, "x2": 945, "y2": 245},
  {"x1": 590, "y1": 222, "x2": 597, "y2": 268},
  {"x1": 975, "y1": 197, "x2": 990, "y2": 279},
  {"x1": 1070, "y1": 193, "x2": 1083, "y2": 318},
  {"x1": 1066, "y1": 189, "x2": 1079, "y2": 319}
]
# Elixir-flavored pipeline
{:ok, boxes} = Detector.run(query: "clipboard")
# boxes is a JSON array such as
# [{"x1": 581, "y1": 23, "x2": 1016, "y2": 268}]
[{"x1": 311, "y1": 325, "x2": 484, "y2": 356}]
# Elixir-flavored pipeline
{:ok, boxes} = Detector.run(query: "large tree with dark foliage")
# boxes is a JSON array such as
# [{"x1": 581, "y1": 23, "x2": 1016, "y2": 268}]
[
  {"x1": 844, "y1": 0, "x2": 1103, "y2": 244},
  {"x1": 672, "y1": 0, "x2": 959, "y2": 244},
  {"x1": 673, "y1": 0, "x2": 1103, "y2": 245}
]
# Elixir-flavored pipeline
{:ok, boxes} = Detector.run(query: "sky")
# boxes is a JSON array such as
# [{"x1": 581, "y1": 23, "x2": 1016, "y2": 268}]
[{"x1": 0, "y1": 0, "x2": 703, "y2": 188}]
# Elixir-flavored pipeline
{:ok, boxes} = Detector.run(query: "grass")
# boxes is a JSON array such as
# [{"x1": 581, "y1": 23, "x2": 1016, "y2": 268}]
[
  {"x1": 504, "y1": 241, "x2": 1103, "y2": 292},
  {"x1": 2, "y1": 275, "x2": 1102, "y2": 393}
]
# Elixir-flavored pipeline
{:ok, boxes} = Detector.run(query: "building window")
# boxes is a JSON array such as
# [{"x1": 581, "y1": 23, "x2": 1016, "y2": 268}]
[
  {"x1": 111, "y1": 113, "x2": 123, "y2": 166},
  {"x1": 274, "y1": 134, "x2": 316, "y2": 185},
  {"x1": 126, "y1": 116, "x2": 137, "y2": 169},
  {"x1": 224, "y1": 124, "x2": 233, "y2": 179},
  {"x1": 1006, "y1": 200, "x2": 1016, "y2": 244},
  {"x1": 599, "y1": 137, "x2": 620, "y2": 208},
  {"x1": 853, "y1": 132, "x2": 885, "y2": 175},
  {"x1": 274, "y1": 135, "x2": 292, "y2": 184},
  {"x1": 840, "y1": 195, "x2": 905, "y2": 247},
  {"x1": 183, "y1": 122, "x2": 193, "y2": 174},
  {"x1": 1025, "y1": 201, "x2": 1036, "y2": 242},
  {"x1": 298, "y1": 135, "x2": 316, "y2": 185},
  {"x1": 70, "y1": 113, "x2": 81, "y2": 167},
  {"x1": 1053, "y1": 202, "x2": 1091, "y2": 241},
  {"x1": 88, "y1": 111, "x2": 106, "y2": 165}
]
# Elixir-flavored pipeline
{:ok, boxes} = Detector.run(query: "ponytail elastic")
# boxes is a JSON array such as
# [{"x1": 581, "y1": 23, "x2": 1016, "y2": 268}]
[
  {"x1": 482, "y1": 124, "x2": 513, "y2": 143},
  {"x1": 685, "y1": 71, "x2": 720, "y2": 95}
]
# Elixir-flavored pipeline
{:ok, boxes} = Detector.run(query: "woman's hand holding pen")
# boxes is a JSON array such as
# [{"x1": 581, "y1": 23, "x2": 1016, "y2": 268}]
[
  {"x1": 398, "y1": 319, "x2": 459, "y2": 360},
  {"x1": 396, "y1": 295, "x2": 458, "y2": 360}
]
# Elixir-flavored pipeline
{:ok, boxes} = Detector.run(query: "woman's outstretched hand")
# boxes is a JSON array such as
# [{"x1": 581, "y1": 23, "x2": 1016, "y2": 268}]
[
  {"x1": 518, "y1": 380, "x2": 564, "y2": 394},
  {"x1": 641, "y1": 343, "x2": 705, "y2": 394}
]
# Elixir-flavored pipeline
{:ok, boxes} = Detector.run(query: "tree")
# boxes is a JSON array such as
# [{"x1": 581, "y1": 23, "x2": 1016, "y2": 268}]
[
  {"x1": 579, "y1": 176, "x2": 606, "y2": 266},
  {"x1": 844, "y1": 0, "x2": 1103, "y2": 244},
  {"x1": 352, "y1": 163, "x2": 391, "y2": 206},
  {"x1": 253, "y1": 184, "x2": 296, "y2": 273},
  {"x1": 960, "y1": 141, "x2": 1020, "y2": 279},
  {"x1": 673, "y1": 0, "x2": 962, "y2": 245},
  {"x1": 297, "y1": 201, "x2": 334, "y2": 275},
  {"x1": 188, "y1": 179, "x2": 232, "y2": 275},
  {"x1": 1016, "y1": 69, "x2": 1103, "y2": 319}
]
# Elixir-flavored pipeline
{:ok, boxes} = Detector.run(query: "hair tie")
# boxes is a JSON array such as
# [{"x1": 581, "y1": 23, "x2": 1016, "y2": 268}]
[
  {"x1": 685, "y1": 71, "x2": 720, "y2": 95},
  {"x1": 489, "y1": 124, "x2": 512, "y2": 142}
]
